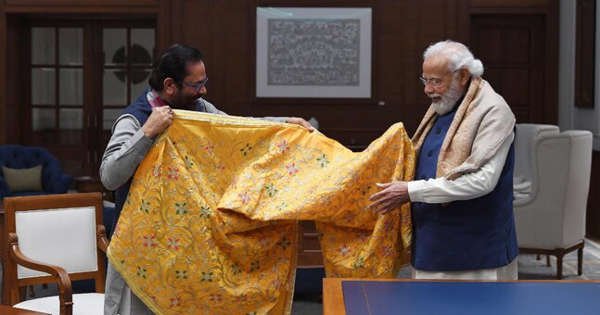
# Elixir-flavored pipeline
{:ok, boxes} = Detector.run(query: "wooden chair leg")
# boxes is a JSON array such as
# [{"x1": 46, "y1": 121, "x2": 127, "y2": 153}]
[
  {"x1": 578, "y1": 246, "x2": 584, "y2": 276},
  {"x1": 556, "y1": 254, "x2": 564, "y2": 280},
  {"x1": 546, "y1": 255, "x2": 551, "y2": 267}
]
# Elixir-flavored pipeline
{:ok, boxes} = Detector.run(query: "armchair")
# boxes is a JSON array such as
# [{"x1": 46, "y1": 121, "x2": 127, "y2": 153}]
[
  {"x1": 0, "y1": 145, "x2": 72, "y2": 199},
  {"x1": 2, "y1": 192, "x2": 108, "y2": 315},
  {"x1": 513, "y1": 124, "x2": 593, "y2": 279}
]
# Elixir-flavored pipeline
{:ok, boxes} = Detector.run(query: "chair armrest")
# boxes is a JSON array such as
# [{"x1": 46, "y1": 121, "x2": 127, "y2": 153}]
[
  {"x1": 97, "y1": 224, "x2": 109, "y2": 254},
  {"x1": 8, "y1": 233, "x2": 74, "y2": 314}
]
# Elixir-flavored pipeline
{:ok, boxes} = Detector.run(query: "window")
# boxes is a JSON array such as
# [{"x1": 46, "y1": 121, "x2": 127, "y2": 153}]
[
  {"x1": 28, "y1": 21, "x2": 155, "y2": 176},
  {"x1": 31, "y1": 27, "x2": 84, "y2": 143}
]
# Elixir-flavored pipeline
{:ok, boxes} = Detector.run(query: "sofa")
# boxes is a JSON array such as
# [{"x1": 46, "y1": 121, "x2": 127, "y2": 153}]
[{"x1": 0, "y1": 145, "x2": 72, "y2": 199}]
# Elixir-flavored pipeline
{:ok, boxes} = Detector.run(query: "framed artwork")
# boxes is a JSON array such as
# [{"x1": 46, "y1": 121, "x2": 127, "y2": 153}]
[{"x1": 256, "y1": 7, "x2": 372, "y2": 98}]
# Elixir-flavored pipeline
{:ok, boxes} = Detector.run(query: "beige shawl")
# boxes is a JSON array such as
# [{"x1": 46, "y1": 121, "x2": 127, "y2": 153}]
[{"x1": 412, "y1": 77, "x2": 515, "y2": 180}]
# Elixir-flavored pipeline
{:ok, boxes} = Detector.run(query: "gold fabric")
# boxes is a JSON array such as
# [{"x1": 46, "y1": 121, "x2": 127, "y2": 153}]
[
  {"x1": 412, "y1": 78, "x2": 516, "y2": 180},
  {"x1": 107, "y1": 110, "x2": 414, "y2": 314}
]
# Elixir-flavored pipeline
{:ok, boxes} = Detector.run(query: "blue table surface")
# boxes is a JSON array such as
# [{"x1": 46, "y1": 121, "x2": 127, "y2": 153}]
[{"x1": 342, "y1": 280, "x2": 600, "y2": 315}]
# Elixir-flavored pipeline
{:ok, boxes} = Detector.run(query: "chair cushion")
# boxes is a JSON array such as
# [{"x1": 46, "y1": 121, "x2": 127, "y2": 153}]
[
  {"x1": 2, "y1": 165, "x2": 43, "y2": 192},
  {"x1": 16, "y1": 206, "x2": 99, "y2": 279},
  {"x1": 13, "y1": 293, "x2": 104, "y2": 315}
]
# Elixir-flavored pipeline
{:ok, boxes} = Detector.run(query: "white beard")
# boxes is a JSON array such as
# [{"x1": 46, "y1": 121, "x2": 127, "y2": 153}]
[{"x1": 429, "y1": 79, "x2": 464, "y2": 115}]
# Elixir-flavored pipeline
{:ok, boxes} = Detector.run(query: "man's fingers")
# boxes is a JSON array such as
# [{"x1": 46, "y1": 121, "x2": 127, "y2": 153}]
[
  {"x1": 369, "y1": 190, "x2": 387, "y2": 202},
  {"x1": 372, "y1": 200, "x2": 394, "y2": 214},
  {"x1": 304, "y1": 122, "x2": 315, "y2": 131},
  {"x1": 368, "y1": 197, "x2": 391, "y2": 210},
  {"x1": 376, "y1": 199, "x2": 402, "y2": 214},
  {"x1": 376, "y1": 182, "x2": 392, "y2": 188}
]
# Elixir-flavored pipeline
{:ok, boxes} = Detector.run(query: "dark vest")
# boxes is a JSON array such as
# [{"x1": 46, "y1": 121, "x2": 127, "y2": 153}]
[
  {"x1": 411, "y1": 107, "x2": 518, "y2": 271},
  {"x1": 111, "y1": 90, "x2": 208, "y2": 237}
]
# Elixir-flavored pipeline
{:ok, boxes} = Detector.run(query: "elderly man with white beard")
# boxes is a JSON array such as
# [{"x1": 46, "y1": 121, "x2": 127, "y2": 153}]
[{"x1": 369, "y1": 40, "x2": 518, "y2": 280}]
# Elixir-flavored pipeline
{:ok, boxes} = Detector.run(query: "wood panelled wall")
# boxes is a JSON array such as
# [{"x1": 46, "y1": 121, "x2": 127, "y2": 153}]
[
  {"x1": 0, "y1": 0, "x2": 558, "y2": 145},
  {"x1": 165, "y1": 0, "x2": 467, "y2": 148},
  {"x1": 587, "y1": 152, "x2": 600, "y2": 240}
]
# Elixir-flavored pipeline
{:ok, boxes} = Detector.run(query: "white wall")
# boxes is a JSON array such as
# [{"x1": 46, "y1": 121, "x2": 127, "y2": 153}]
[{"x1": 559, "y1": 0, "x2": 600, "y2": 150}]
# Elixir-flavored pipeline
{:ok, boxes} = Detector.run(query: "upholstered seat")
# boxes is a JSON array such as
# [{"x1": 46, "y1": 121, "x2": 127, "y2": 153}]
[
  {"x1": 2, "y1": 193, "x2": 108, "y2": 315},
  {"x1": 513, "y1": 124, "x2": 593, "y2": 279},
  {"x1": 0, "y1": 145, "x2": 72, "y2": 199},
  {"x1": 14, "y1": 293, "x2": 104, "y2": 315}
]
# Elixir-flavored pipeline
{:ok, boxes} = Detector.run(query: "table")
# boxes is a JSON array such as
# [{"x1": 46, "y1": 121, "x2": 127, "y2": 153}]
[
  {"x1": 0, "y1": 305, "x2": 49, "y2": 314},
  {"x1": 323, "y1": 278, "x2": 600, "y2": 315}
]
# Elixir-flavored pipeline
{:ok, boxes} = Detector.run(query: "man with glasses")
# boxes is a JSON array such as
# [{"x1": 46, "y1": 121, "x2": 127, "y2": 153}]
[
  {"x1": 369, "y1": 40, "x2": 518, "y2": 280},
  {"x1": 100, "y1": 43, "x2": 313, "y2": 315}
]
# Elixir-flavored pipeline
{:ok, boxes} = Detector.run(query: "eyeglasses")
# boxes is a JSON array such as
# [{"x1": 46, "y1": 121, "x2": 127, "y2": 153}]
[
  {"x1": 182, "y1": 77, "x2": 208, "y2": 92},
  {"x1": 419, "y1": 70, "x2": 459, "y2": 87},
  {"x1": 418, "y1": 76, "x2": 444, "y2": 87}
]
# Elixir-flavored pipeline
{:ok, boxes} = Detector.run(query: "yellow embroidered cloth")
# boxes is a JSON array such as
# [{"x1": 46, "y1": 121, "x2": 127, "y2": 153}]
[{"x1": 107, "y1": 110, "x2": 414, "y2": 315}]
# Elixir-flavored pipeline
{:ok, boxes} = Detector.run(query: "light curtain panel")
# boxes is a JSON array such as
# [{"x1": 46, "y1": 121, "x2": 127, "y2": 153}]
[{"x1": 256, "y1": 7, "x2": 372, "y2": 98}]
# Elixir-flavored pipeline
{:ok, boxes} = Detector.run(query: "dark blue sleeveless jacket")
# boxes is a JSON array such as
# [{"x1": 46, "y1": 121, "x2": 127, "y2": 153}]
[{"x1": 411, "y1": 107, "x2": 518, "y2": 271}]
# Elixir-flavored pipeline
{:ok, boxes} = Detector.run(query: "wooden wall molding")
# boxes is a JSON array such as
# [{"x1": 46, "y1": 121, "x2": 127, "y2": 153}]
[
  {"x1": 470, "y1": 0, "x2": 553, "y2": 8},
  {"x1": 4, "y1": 0, "x2": 158, "y2": 6},
  {"x1": 3, "y1": 0, "x2": 159, "y2": 14}
]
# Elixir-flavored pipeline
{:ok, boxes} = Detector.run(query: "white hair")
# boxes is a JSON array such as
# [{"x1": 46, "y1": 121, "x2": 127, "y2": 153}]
[{"x1": 423, "y1": 40, "x2": 484, "y2": 77}]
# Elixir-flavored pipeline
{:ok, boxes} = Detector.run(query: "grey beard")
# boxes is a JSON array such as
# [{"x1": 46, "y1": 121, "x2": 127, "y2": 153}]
[
  {"x1": 432, "y1": 101, "x2": 457, "y2": 115},
  {"x1": 430, "y1": 81, "x2": 464, "y2": 115}
]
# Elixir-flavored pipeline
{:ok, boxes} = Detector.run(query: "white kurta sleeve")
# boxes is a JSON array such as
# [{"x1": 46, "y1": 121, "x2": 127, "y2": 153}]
[{"x1": 407, "y1": 133, "x2": 514, "y2": 204}]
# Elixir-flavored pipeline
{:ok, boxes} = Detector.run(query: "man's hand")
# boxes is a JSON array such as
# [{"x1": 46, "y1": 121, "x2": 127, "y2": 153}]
[
  {"x1": 142, "y1": 106, "x2": 174, "y2": 139},
  {"x1": 286, "y1": 117, "x2": 315, "y2": 132},
  {"x1": 368, "y1": 181, "x2": 410, "y2": 214}
]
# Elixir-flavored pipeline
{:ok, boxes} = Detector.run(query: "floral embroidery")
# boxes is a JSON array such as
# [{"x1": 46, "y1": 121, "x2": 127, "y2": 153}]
[
  {"x1": 139, "y1": 200, "x2": 151, "y2": 214},
  {"x1": 239, "y1": 192, "x2": 250, "y2": 204},
  {"x1": 240, "y1": 143, "x2": 253, "y2": 156},
  {"x1": 285, "y1": 163, "x2": 298, "y2": 176},
  {"x1": 142, "y1": 234, "x2": 157, "y2": 248},
  {"x1": 276, "y1": 202, "x2": 288, "y2": 212},
  {"x1": 200, "y1": 205, "x2": 212, "y2": 218},
  {"x1": 203, "y1": 143, "x2": 215, "y2": 153},
  {"x1": 175, "y1": 270, "x2": 188, "y2": 279},
  {"x1": 339, "y1": 244, "x2": 351, "y2": 256},
  {"x1": 317, "y1": 154, "x2": 329, "y2": 167},
  {"x1": 169, "y1": 297, "x2": 181, "y2": 307},
  {"x1": 167, "y1": 167, "x2": 179, "y2": 180},
  {"x1": 265, "y1": 183, "x2": 277, "y2": 197},
  {"x1": 175, "y1": 202, "x2": 188, "y2": 215},
  {"x1": 184, "y1": 156, "x2": 194, "y2": 168},
  {"x1": 201, "y1": 271, "x2": 214, "y2": 282},
  {"x1": 152, "y1": 165, "x2": 161, "y2": 177},
  {"x1": 167, "y1": 237, "x2": 180, "y2": 250},
  {"x1": 276, "y1": 140, "x2": 289, "y2": 153},
  {"x1": 137, "y1": 266, "x2": 147, "y2": 278},
  {"x1": 352, "y1": 256, "x2": 366, "y2": 269}
]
